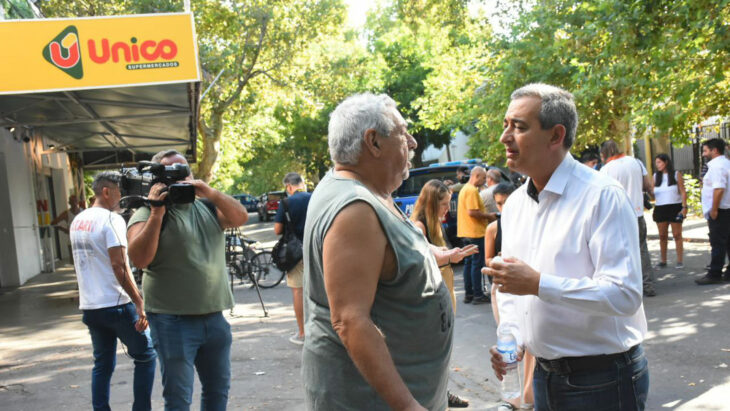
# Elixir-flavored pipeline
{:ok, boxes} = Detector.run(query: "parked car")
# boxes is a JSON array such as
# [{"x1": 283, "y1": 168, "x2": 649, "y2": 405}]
[
  {"x1": 256, "y1": 191, "x2": 286, "y2": 222},
  {"x1": 393, "y1": 160, "x2": 510, "y2": 246},
  {"x1": 233, "y1": 193, "x2": 258, "y2": 212}
]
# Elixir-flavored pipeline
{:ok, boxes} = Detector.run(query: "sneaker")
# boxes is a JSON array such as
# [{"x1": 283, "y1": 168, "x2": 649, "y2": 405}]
[
  {"x1": 643, "y1": 288, "x2": 656, "y2": 297},
  {"x1": 472, "y1": 295, "x2": 491, "y2": 305},
  {"x1": 463, "y1": 295, "x2": 473, "y2": 304},
  {"x1": 288, "y1": 333, "x2": 304, "y2": 345},
  {"x1": 447, "y1": 391, "x2": 469, "y2": 408},
  {"x1": 655, "y1": 261, "x2": 667, "y2": 269},
  {"x1": 675, "y1": 263, "x2": 684, "y2": 269},
  {"x1": 695, "y1": 275, "x2": 724, "y2": 285},
  {"x1": 497, "y1": 403, "x2": 516, "y2": 411}
]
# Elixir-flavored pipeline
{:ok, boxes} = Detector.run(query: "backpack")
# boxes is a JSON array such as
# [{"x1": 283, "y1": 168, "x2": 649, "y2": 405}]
[{"x1": 271, "y1": 198, "x2": 303, "y2": 272}]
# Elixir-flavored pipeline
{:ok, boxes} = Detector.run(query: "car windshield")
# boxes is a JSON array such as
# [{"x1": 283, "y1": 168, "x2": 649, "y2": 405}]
[
  {"x1": 397, "y1": 170, "x2": 456, "y2": 197},
  {"x1": 268, "y1": 193, "x2": 282, "y2": 202}
]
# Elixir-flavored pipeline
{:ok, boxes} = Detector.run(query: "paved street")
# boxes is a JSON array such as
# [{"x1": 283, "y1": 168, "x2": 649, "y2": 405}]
[{"x1": 1, "y1": 213, "x2": 729, "y2": 410}]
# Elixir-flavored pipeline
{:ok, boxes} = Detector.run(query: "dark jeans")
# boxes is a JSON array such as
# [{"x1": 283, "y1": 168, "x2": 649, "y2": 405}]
[
  {"x1": 461, "y1": 237, "x2": 486, "y2": 298},
  {"x1": 82, "y1": 302, "x2": 156, "y2": 411},
  {"x1": 638, "y1": 217, "x2": 654, "y2": 290},
  {"x1": 533, "y1": 344, "x2": 650, "y2": 411},
  {"x1": 707, "y1": 209, "x2": 730, "y2": 276},
  {"x1": 148, "y1": 312, "x2": 232, "y2": 411}
]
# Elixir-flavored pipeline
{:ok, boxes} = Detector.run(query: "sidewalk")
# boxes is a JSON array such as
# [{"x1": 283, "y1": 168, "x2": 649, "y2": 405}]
[{"x1": 1, "y1": 238, "x2": 729, "y2": 410}]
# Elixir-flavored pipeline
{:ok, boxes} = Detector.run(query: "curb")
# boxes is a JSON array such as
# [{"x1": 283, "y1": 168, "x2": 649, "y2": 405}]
[{"x1": 647, "y1": 234, "x2": 709, "y2": 244}]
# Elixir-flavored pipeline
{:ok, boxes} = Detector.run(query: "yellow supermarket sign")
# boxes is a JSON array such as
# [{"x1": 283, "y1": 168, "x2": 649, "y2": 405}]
[{"x1": 0, "y1": 13, "x2": 199, "y2": 94}]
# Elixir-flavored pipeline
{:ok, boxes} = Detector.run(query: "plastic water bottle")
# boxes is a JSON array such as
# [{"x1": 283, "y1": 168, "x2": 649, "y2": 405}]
[{"x1": 496, "y1": 322, "x2": 521, "y2": 400}]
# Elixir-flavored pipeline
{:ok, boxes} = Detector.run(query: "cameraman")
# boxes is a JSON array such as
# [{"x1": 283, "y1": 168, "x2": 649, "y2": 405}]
[{"x1": 127, "y1": 149, "x2": 247, "y2": 410}]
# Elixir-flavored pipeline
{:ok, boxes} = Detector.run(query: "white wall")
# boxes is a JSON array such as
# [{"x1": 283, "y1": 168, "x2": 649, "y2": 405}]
[{"x1": 0, "y1": 129, "x2": 44, "y2": 286}]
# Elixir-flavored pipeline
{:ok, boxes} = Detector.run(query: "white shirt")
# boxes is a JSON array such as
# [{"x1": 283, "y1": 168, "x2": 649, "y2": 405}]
[
  {"x1": 70, "y1": 207, "x2": 131, "y2": 310},
  {"x1": 701, "y1": 155, "x2": 730, "y2": 216},
  {"x1": 499, "y1": 154, "x2": 646, "y2": 360},
  {"x1": 654, "y1": 172, "x2": 682, "y2": 206},
  {"x1": 600, "y1": 155, "x2": 647, "y2": 217}
]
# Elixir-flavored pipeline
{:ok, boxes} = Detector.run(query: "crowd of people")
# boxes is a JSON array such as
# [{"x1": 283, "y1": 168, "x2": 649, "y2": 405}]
[{"x1": 63, "y1": 84, "x2": 730, "y2": 411}]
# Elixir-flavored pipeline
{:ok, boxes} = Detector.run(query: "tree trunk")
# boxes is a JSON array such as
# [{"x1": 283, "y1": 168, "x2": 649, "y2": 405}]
[{"x1": 196, "y1": 110, "x2": 224, "y2": 183}]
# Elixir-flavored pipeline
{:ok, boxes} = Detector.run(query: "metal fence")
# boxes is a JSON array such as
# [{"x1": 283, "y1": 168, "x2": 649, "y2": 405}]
[{"x1": 638, "y1": 121, "x2": 730, "y2": 178}]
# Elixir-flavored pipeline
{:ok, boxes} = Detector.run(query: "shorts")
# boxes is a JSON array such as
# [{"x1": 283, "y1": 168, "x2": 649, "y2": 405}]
[
  {"x1": 653, "y1": 203, "x2": 683, "y2": 223},
  {"x1": 286, "y1": 259, "x2": 304, "y2": 288}
]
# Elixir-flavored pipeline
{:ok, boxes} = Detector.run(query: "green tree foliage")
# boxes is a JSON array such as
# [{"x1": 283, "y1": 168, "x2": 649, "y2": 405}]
[
  {"x1": 365, "y1": 0, "x2": 470, "y2": 166},
  {"x1": 218, "y1": 32, "x2": 384, "y2": 194},
  {"x1": 419, "y1": 0, "x2": 730, "y2": 163},
  {"x1": 40, "y1": 0, "x2": 347, "y2": 187}
]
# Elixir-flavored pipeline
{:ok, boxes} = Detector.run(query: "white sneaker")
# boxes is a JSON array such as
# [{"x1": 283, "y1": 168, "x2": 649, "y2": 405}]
[
  {"x1": 675, "y1": 263, "x2": 684, "y2": 269},
  {"x1": 288, "y1": 333, "x2": 304, "y2": 345}
]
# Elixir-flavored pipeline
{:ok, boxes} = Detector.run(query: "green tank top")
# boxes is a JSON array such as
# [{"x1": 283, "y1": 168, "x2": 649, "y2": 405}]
[{"x1": 302, "y1": 171, "x2": 453, "y2": 410}]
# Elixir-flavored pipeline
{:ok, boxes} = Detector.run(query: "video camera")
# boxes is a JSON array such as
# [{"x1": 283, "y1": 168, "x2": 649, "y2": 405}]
[{"x1": 119, "y1": 161, "x2": 195, "y2": 209}]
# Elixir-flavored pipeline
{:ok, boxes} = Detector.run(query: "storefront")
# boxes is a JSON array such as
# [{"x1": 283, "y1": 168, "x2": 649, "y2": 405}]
[{"x1": 0, "y1": 12, "x2": 200, "y2": 286}]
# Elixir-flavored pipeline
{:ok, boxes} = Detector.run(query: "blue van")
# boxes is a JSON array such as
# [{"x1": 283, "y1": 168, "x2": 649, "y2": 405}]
[{"x1": 393, "y1": 160, "x2": 511, "y2": 246}]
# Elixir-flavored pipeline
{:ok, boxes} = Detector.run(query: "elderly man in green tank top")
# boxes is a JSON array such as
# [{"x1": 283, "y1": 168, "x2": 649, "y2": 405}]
[{"x1": 302, "y1": 93, "x2": 454, "y2": 410}]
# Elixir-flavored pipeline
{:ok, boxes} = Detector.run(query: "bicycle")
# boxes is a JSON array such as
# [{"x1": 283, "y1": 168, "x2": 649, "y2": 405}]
[
  {"x1": 226, "y1": 228, "x2": 282, "y2": 317},
  {"x1": 225, "y1": 228, "x2": 285, "y2": 289}
]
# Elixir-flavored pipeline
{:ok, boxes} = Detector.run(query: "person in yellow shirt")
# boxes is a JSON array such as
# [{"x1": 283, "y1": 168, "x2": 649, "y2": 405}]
[{"x1": 457, "y1": 166, "x2": 497, "y2": 304}]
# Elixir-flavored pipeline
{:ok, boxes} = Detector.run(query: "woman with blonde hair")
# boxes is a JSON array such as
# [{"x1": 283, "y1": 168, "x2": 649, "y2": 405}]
[{"x1": 411, "y1": 179, "x2": 477, "y2": 408}]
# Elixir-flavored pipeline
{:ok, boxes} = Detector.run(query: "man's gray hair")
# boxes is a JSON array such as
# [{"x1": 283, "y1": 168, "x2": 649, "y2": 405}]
[
  {"x1": 487, "y1": 168, "x2": 502, "y2": 183},
  {"x1": 328, "y1": 93, "x2": 399, "y2": 165},
  {"x1": 511, "y1": 83, "x2": 578, "y2": 149},
  {"x1": 151, "y1": 149, "x2": 183, "y2": 163},
  {"x1": 91, "y1": 171, "x2": 121, "y2": 195},
  {"x1": 283, "y1": 172, "x2": 303, "y2": 186}
]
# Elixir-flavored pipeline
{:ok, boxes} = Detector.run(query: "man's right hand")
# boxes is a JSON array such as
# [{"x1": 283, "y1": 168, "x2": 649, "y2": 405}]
[
  {"x1": 710, "y1": 208, "x2": 719, "y2": 220},
  {"x1": 135, "y1": 304, "x2": 148, "y2": 332},
  {"x1": 148, "y1": 182, "x2": 169, "y2": 205},
  {"x1": 489, "y1": 345, "x2": 524, "y2": 381}
]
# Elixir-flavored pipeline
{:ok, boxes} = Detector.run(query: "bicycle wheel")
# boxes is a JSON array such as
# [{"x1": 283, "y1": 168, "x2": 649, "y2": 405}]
[{"x1": 252, "y1": 251, "x2": 284, "y2": 288}]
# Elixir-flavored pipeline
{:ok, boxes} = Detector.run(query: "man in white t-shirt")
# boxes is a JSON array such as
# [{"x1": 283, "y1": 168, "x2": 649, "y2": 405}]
[
  {"x1": 600, "y1": 140, "x2": 656, "y2": 297},
  {"x1": 696, "y1": 138, "x2": 730, "y2": 285},
  {"x1": 70, "y1": 172, "x2": 156, "y2": 411}
]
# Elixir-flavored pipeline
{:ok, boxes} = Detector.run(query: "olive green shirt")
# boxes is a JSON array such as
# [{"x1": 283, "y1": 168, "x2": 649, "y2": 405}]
[
  {"x1": 302, "y1": 171, "x2": 453, "y2": 410},
  {"x1": 128, "y1": 200, "x2": 233, "y2": 314}
]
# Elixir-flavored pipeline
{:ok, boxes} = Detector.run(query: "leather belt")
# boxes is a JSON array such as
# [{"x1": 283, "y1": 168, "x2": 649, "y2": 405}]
[{"x1": 536, "y1": 345, "x2": 639, "y2": 374}]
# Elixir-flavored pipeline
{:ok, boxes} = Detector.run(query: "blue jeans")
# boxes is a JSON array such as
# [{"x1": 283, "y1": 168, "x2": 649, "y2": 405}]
[
  {"x1": 148, "y1": 312, "x2": 232, "y2": 411},
  {"x1": 82, "y1": 302, "x2": 156, "y2": 411},
  {"x1": 533, "y1": 344, "x2": 650, "y2": 411},
  {"x1": 461, "y1": 237, "x2": 486, "y2": 298}
]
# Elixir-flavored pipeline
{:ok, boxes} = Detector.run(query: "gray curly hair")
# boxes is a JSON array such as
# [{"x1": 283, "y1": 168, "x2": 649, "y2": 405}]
[{"x1": 328, "y1": 93, "x2": 399, "y2": 165}]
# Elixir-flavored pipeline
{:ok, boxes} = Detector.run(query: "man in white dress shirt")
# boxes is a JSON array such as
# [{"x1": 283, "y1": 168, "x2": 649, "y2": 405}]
[
  {"x1": 599, "y1": 140, "x2": 656, "y2": 297},
  {"x1": 484, "y1": 84, "x2": 649, "y2": 410},
  {"x1": 696, "y1": 138, "x2": 730, "y2": 285}
]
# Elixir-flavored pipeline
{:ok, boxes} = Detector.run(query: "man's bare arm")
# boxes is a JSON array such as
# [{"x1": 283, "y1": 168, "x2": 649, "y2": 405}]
[
  {"x1": 185, "y1": 180, "x2": 247, "y2": 228},
  {"x1": 109, "y1": 246, "x2": 147, "y2": 331},
  {"x1": 274, "y1": 222, "x2": 284, "y2": 235},
  {"x1": 468, "y1": 208, "x2": 496, "y2": 222},
  {"x1": 127, "y1": 211, "x2": 164, "y2": 269},
  {"x1": 324, "y1": 202, "x2": 424, "y2": 411}
]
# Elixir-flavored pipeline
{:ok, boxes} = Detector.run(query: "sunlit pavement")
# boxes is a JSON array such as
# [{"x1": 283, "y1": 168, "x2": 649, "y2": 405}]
[{"x1": 0, "y1": 213, "x2": 728, "y2": 410}]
